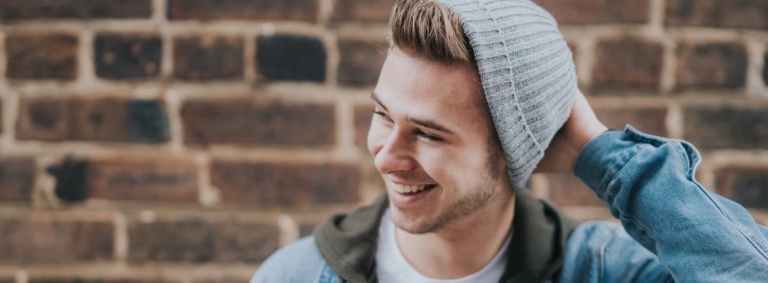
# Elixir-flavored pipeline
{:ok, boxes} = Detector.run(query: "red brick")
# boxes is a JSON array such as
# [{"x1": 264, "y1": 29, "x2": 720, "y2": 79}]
[
  {"x1": 173, "y1": 36, "x2": 244, "y2": 81},
  {"x1": 354, "y1": 104, "x2": 374, "y2": 149},
  {"x1": 29, "y1": 279, "x2": 172, "y2": 283},
  {"x1": 715, "y1": 166, "x2": 768, "y2": 209},
  {"x1": 665, "y1": 0, "x2": 768, "y2": 29},
  {"x1": 545, "y1": 174, "x2": 605, "y2": 207},
  {"x1": 211, "y1": 161, "x2": 361, "y2": 206},
  {"x1": 6, "y1": 34, "x2": 78, "y2": 80},
  {"x1": 168, "y1": 0, "x2": 317, "y2": 22},
  {"x1": 87, "y1": 158, "x2": 198, "y2": 202},
  {"x1": 182, "y1": 100, "x2": 335, "y2": 147},
  {"x1": 95, "y1": 34, "x2": 162, "y2": 79},
  {"x1": 128, "y1": 216, "x2": 279, "y2": 263},
  {"x1": 332, "y1": 0, "x2": 395, "y2": 22},
  {"x1": 675, "y1": 42, "x2": 747, "y2": 89},
  {"x1": 0, "y1": 157, "x2": 36, "y2": 202},
  {"x1": 535, "y1": 0, "x2": 650, "y2": 25},
  {"x1": 684, "y1": 106, "x2": 768, "y2": 149},
  {"x1": 17, "y1": 98, "x2": 168, "y2": 143},
  {"x1": 0, "y1": 216, "x2": 114, "y2": 264},
  {"x1": 0, "y1": 0, "x2": 151, "y2": 20},
  {"x1": 594, "y1": 105, "x2": 668, "y2": 136},
  {"x1": 338, "y1": 39, "x2": 387, "y2": 86},
  {"x1": 592, "y1": 38, "x2": 663, "y2": 91}
]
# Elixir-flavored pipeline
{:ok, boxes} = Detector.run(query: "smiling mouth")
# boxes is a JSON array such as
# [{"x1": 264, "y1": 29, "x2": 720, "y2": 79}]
[{"x1": 391, "y1": 183, "x2": 438, "y2": 194}]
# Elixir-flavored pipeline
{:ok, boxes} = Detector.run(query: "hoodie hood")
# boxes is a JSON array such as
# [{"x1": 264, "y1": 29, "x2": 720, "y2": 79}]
[{"x1": 314, "y1": 191, "x2": 578, "y2": 283}]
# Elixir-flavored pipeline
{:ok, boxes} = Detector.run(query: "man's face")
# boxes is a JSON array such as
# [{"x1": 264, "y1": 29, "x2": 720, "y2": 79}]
[{"x1": 368, "y1": 47, "x2": 508, "y2": 235}]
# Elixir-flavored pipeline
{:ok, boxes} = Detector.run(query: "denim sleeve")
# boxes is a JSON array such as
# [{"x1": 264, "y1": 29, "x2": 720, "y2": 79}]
[{"x1": 574, "y1": 126, "x2": 768, "y2": 282}]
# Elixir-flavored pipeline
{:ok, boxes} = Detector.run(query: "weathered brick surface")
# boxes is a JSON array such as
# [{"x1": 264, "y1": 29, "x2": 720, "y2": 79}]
[
  {"x1": 168, "y1": 0, "x2": 318, "y2": 22},
  {"x1": 338, "y1": 40, "x2": 387, "y2": 86},
  {"x1": 0, "y1": 217, "x2": 114, "y2": 264},
  {"x1": 684, "y1": 106, "x2": 768, "y2": 149},
  {"x1": 0, "y1": 0, "x2": 152, "y2": 20},
  {"x1": 594, "y1": 105, "x2": 668, "y2": 136},
  {"x1": 545, "y1": 174, "x2": 605, "y2": 207},
  {"x1": 88, "y1": 158, "x2": 198, "y2": 202},
  {"x1": 128, "y1": 216, "x2": 279, "y2": 263},
  {"x1": 665, "y1": 0, "x2": 768, "y2": 29},
  {"x1": 0, "y1": 157, "x2": 36, "y2": 202},
  {"x1": 257, "y1": 35, "x2": 326, "y2": 82},
  {"x1": 6, "y1": 34, "x2": 78, "y2": 80},
  {"x1": 173, "y1": 36, "x2": 244, "y2": 80},
  {"x1": 354, "y1": 104, "x2": 374, "y2": 149},
  {"x1": 17, "y1": 98, "x2": 168, "y2": 143},
  {"x1": 182, "y1": 100, "x2": 335, "y2": 147},
  {"x1": 332, "y1": 0, "x2": 396, "y2": 22},
  {"x1": 95, "y1": 34, "x2": 162, "y2": 79},
  {"x1": 715, "y1": 167, "x2": 768, "y2": 209},
  {"x1": 675, "y1": 42, "x2": 747, "y2": 89},
  {"x1": 535, "y1": 0, "x2": 650, "y2": 25},
  {"x1": 592, "y1": 38, "x2": 663, "y2": 91},
  {"x1": 211, "y1": 161, "x2": 361, "y2": 206}
]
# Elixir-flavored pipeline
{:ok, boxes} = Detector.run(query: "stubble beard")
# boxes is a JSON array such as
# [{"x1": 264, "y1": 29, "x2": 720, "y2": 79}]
[{"x1": 393, "y1": 149, "x2": 503, "y2": 235}]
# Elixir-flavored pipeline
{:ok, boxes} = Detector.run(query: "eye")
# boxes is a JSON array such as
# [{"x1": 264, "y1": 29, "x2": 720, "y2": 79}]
[
  {"x1": 373, "y1": 110, "x2": 393, "y2": 122},
  {"x1": 415, "y1": 130, "x2": 443, "y2": 142}
]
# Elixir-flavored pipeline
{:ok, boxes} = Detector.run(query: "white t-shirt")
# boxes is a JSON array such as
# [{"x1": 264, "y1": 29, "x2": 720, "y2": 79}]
[{"x1": 375, "y1": 209, "x2": 512, "y2": 283}]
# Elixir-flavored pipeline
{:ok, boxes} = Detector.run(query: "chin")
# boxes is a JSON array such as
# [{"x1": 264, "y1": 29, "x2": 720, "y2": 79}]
[{"x1": 390, "y1": 205, "x2": 443, "y2": 235}]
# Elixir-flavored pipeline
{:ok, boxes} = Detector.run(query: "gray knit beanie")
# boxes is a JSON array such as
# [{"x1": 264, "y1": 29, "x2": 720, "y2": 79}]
[{"x1": 435, "y1": 0, "x2": 577, "y2": 190}]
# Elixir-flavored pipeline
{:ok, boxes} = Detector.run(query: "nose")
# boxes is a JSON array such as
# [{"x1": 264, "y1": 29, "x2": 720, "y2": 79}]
[{"x1": 373, "y1": 128, "x2": 417, "y2": 174}]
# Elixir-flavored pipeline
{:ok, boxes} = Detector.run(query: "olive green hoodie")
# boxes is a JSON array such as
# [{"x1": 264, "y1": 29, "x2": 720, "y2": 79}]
[{"x1": 314, "y1": 190, "x2": 578, "y2": 283}]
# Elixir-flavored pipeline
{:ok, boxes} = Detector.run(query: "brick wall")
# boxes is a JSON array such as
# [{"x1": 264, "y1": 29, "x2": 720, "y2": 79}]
[{"x1": 0, "y1": 0, "x2": 766, "y2": 282}]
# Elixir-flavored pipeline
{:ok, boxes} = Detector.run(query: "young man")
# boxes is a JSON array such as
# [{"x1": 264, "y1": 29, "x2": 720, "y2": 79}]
[{"x1": 252, "y1": 0, "x2": 768, "y2": 282}]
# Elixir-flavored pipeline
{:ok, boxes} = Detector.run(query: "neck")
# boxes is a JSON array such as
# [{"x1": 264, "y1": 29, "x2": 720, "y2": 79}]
[{"x1": 395, "y1": 189, "x2": 516, "y2": 279}]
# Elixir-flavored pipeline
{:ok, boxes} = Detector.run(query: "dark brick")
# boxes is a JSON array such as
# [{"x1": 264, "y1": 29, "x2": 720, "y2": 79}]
[
  {"x1": 168, "y1": 0, "x2": 317, "y2": 22},
  {"x1": 129, "y1": 100, "x2": 169, "y2": 143},
  {"x1": 0, "y1": 217, "x2": 114, "y2": 264},
  {"x1": 17, "y1": 98, "x2": 169, "y2": 143},
  {"x1": 665, "y1": 0, "x2": 768, "y2": 29},
  {"x1": 545, "y1": 174, "x2": 605, "y2": 207},
  {"x1": 592, "y1": 38, "x2": 663, "y2": 91},
  {"x1": 764, "y1": 53, "x2": 768, "y2": 86},
  {"x1": 257, "y1": 35, "x2": 326, "y2": 82},
  {"x1": 675, "y1": 42, "x2": 747, "y2": 89},
  {"x1": 0, "y1": 157, "x2": 36, "y2": 202},
  {"x1": 6, "y1": 34, "x2": 78, "y2": 80},
  {"x1": 211, "y1": 161, "x2": 361, "y2": 206},
  {"x1": 354, "y1": 104, "x2": 374, "y2": 149},
  {"x1": 332, "y1": 0, "x2": 396, "y2": 22},
  {"x1": 0, "y1": 0, "x2": 152, "y2": 20},
  {"x1": 534, "y1": 0, "x2": 650, "y2": 25},
  {"x1": 128, "y1": 217, "x2": 279, "y2": 263},
  {"x1": 87, "y1": 158, "x2": 198, "y2": 202},
  {"x1": 684, "y1": 106, "x2": 768, "y2": 149},
  {"x1": 182, "y1": 100, "x2": 335, "y2": 147},
  {"x1": 48, "y1": 158, "x2": 89, "y2": 202},
  {"x1": 95, "y1": 34, "x2": 162, "y2": 79},
  {"x1": 173, "y1": 36, "x2": 244, "y2": 80},
  {"x1": 716, "y1": 167, "x2": 768, "y2": 209},
  {"x1": 338, "y1": 40, "x2": 387, "y2": 86},
  {"x1": 594, "y1": 105, "x2": 668, "y2": 136}
]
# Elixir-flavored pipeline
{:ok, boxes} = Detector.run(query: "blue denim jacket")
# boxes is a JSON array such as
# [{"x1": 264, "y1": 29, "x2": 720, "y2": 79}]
[{"x1": 252, "y1": 126, "x2": 768, "y2": 282}]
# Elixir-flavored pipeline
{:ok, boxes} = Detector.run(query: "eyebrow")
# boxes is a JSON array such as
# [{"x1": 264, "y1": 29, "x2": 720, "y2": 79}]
[{"x1": 370, "y1": 92, "x2": 455, "y2": 135}]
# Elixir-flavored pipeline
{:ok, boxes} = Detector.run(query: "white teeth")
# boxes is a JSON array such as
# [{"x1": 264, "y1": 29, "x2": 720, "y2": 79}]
[{"x1": 392, "y1": 184, "x2": 429, "y2": 194}]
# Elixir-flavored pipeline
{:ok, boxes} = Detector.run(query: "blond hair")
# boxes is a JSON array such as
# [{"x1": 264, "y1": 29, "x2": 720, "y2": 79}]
[{"x1": 388, "y1": 0, "x2": 474, "y2": 63}]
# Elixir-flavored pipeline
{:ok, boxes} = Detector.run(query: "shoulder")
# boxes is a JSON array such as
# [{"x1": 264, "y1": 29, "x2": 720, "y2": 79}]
[
  {"x1": 559, "y1": 221, "x2": 673, "y2": 283},
  {"x1": 250, "y1": 236, "x2": 331, "y2": 283}
]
